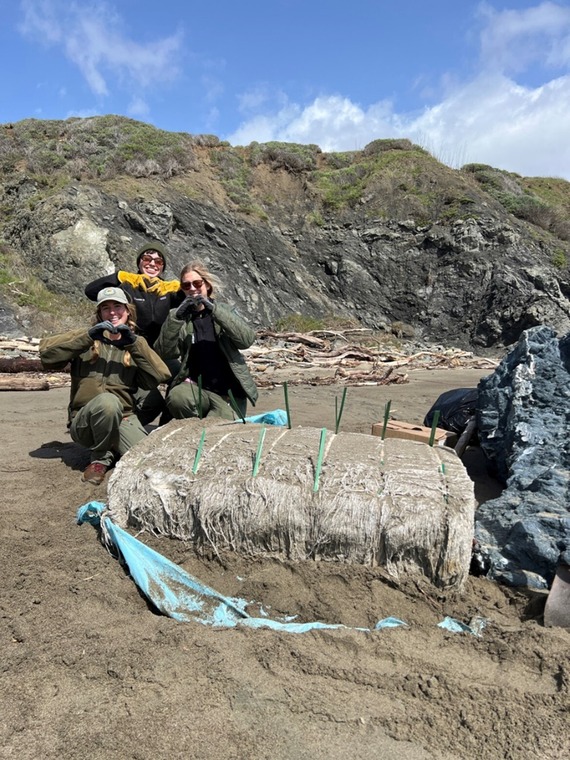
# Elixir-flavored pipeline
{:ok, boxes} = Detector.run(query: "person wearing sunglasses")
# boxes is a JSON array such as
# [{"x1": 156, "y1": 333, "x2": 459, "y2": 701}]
[
  {"x1": 155, "y1": 261, "x2": 258, "y2": 420},
  {"x1": 84, "y1": 241, "x2": 184, "y2": 348},
  {"x1": 84, "y1": 240, "x2": 184, "y2": 425},
  {"x1": 39, "y1": 287, "x2": 171, "y2": 485}
]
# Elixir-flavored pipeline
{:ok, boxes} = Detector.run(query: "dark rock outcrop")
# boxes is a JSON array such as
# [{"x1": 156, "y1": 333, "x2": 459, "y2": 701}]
[
  {"x1": 476, "y1": 326, "x2": 570, "y2": 587},
  {"x1": 1, "y1": 118, "x2": 570, "y2": 350},
  {"x1": 4, "y1": 183, "x2": 570, "y2": 351}
]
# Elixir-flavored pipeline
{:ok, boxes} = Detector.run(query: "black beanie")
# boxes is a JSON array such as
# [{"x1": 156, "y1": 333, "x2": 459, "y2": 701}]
[{"x1": 136, "y1": 241, "x2": 167, "y2": 269}]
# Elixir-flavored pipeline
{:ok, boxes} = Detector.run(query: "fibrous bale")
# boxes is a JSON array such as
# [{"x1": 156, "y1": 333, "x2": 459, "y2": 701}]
[{"x1": 107, "y1": 420, "x2": 475, "y2": 590}]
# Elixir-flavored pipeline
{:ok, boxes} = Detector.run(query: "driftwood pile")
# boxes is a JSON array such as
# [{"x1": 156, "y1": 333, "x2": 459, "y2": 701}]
[
  {"x1": 0, "y1": 331, "x2": 498, "y2": 391},
  {"x1": 0, "y1": 337, "x2": 69, "y2": 391},
  {"x1": 107, "y1": 418, "x2": 476, "y2": 590},
  {"x1": 243, "y1": 329, "x2": 496, "y2": 387}
]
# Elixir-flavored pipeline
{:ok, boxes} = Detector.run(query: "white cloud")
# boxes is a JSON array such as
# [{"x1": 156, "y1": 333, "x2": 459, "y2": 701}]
[
  {"x1": 410, "y1": 74, "x2": 570, "y2": 176},
  {"x1": 201, "y1": 75, "x2": 224, "y2": 104},
  {"x1": 19, "y1": 0, "x2": 62, "y2": 44},
  {"x1": 201, "y1": 107, "x2": 220, "y2": 132},
  {"x1": 237, "y1": 86, "x2": 271, "y2": 112},
  {"x1": 228, "y1": 75, "x2": 570, "y2": 178},
  {"x1": 227, "y1": 3, "x2": 570, "y2": 178},
  {"x1": 478, "y1": 1, "x2": 570, "y2": 73},
  {"x1": 229, "y1": 95, "x2": 398, "y2": 151},
  {"x1": 128, "y1": 96, "x2": 150, "y2": 118},
  {"x1": 20, "y1": 0, "x2": 182, "y2": 97},
  {"x1": 66, "y1": 107, "x2": 100, "y2": 118}
]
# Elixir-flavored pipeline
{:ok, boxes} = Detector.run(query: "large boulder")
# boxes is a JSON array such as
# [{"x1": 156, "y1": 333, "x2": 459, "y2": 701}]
[
  {"x1": 107, "y1": 421, "x2": 476, "y2": 590},
  {"x1": 476, "y1": 326, "x2": 570, "y2": 588}
]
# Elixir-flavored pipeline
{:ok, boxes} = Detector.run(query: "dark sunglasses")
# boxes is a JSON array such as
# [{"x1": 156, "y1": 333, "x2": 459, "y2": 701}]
[
  {"x1": 181, "y1": 279, "x2": 205, "y2": 291},
  {"x1": 140, "y1": 254, "x2": 164, "y2": 265}
]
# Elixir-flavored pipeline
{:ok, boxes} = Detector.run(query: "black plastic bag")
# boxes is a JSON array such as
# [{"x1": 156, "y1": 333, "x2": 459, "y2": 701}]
[{"x1": 423, "y1": 387, "x2": 478, "y2": 435}]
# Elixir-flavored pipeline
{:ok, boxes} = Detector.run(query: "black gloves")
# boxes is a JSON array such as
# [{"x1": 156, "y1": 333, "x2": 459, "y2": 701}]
[
  {"x1": 175, "y1": 295, "x2": 214, "y2": 320},
  {"x1": 193, "y1": 294, "x2": 214, "y2": 312},
  {"x1": 88, "y1": 321, "x2": 115, "y2": 341},
  {"x1": 114, "y1": 324, "x2": 137, "y2": 346},
  {"x1": 175, "y1": 296, "x2": 196, "y2": 321},
  {"x1": 88, "y1": 321, "x2": 137, "y2": 346}
]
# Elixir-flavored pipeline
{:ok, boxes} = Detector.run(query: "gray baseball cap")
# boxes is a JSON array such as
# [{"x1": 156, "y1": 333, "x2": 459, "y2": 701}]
[{"x1": 96, "y1": 286, "x2": 129, "y2": 306}]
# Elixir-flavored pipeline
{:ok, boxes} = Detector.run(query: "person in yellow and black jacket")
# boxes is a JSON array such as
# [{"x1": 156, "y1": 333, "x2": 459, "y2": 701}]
[
  {"x1": 40, "y1": 287, "x2": 171, "y2": 486},
  {"x1": 84, "y1": 241, "x2": 184, "y2": 348},
  {"x1": 84, "y1": 241, "x2": 184, "y2": 425}
]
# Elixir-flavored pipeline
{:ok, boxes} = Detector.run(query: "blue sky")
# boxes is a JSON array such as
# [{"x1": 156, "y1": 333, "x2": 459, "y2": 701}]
[{"x1": 2, "y1": 1, "x2": 570, "y2": 178}]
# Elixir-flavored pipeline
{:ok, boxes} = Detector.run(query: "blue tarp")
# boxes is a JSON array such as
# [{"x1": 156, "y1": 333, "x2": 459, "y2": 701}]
[
  {"x1": 438, "y1": 616, "x2": 487, "y2": 636},
  {"x1": 241, "y1": 409, "x2": 288, "y2": 426},
  {"x1": 77, "y1": 502, "x2": 350, "y2": 631},
  {"x1": 77, "y1": 501, "x2": 486, "y2": 635}
]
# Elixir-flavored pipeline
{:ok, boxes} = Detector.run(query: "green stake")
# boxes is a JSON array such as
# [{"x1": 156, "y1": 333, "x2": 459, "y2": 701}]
[
  {"x1": 428, "y1": 410, "x2": 441, "y2": 447},
  {"x1": 440, "y1": 461, "x2": 448, "y2": 502},
  {"x1": 335, "y1": 387, "x2": 348, "y2": 434},
  {"x1": 228, "y1": 389, "x2": 246, "y2": 423},
  {"x1": 313, "y1": 428, "x2": 327, "y2": 493},
  {"x1": 197, "y1": 374, "x2": 203, "y2": 420},
  {"x1": 192, "y1": 429, "x2": 206, "y2": 474},
  {"x1": 252, "y1": 425, "x2": 267, "y2": 477},
  {"x1": 283, "y1": 381, "x2": 292, "y2": 429},
  {"x1": 381, "y1": 400, "x2": 391, "y2": 440}
]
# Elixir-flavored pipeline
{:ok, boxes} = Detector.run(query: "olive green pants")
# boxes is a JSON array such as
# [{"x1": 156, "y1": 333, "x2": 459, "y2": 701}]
[
  {"x1": 70, "y1": 392, "x2": 147, "y2": 466},
  {"x1": 134, "y1": 358, "x2": 180, "y2": 426},
  {"x1": 166, "y1": 381, "x2": 247, "y2": 421}
]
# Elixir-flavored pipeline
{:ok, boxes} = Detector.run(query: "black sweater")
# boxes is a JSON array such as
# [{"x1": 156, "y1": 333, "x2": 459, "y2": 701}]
[{"x1": 85, "y1": 271, "x2": 184, "y2": 347}]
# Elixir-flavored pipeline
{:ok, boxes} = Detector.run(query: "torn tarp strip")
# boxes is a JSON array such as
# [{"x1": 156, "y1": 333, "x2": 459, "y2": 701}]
[
  {"x1": 77, "y1": 502, "x2": 485, "y2": 636},
  {"x1": 375, "y1": 617, "x2": 408, "y2": 630},
  {"x1": 438, "y1": 616, "x2": 487, "y2": 636},
  {"x1": 77, "y1": 502, "x2": 348, "y2": 631}
]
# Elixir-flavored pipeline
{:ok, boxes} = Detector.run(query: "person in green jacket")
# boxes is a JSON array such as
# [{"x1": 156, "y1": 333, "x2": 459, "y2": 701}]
[
  {"x1": 84, "y1": 241, "x2": 184, "y2": 425},
  {"x1": 39, "y1": 287, "x2": 171, "y2": 485},
  {"x1": 155, "y1": 261, "x2": 258, "y2": 420}
]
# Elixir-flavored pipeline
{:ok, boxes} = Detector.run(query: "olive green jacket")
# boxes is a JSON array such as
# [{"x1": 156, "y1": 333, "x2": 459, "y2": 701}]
[
  {"x1": 39, "y1": 328, "x2": 171, "y2": 421},
  {"x1": 155, "y1": 302, "x2": 258, "y2": 405}
]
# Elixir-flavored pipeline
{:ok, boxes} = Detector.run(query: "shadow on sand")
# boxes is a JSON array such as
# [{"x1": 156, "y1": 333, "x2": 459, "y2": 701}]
[{"x1": 29, "y1": 439, "x2": 90, "y2": 471}]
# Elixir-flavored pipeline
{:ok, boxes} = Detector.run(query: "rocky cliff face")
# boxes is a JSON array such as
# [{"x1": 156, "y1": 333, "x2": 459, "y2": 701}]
[
  {"x1": 1, "y1": 117, "x2": 570, "y2": 351},
  {"x1": 476, "y1": 326, "x2": 570, "y2": 588}
]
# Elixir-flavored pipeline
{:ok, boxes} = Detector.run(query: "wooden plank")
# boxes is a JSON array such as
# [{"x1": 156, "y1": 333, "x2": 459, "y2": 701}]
[{"x1": 0, "y1": 376, "x2": 50, "y2": 391}]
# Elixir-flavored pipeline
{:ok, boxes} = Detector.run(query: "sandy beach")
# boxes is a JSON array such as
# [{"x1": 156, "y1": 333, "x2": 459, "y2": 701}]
[{"x1": 1, "y1": 368, "x2": 569, "y2": 760}]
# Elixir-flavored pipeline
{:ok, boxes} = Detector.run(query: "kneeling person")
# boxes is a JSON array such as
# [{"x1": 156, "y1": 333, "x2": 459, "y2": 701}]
[
  {"x1": 39, "y1": 287, "x2": 171, "y2": 485},
  {"x1": 155, "y1": 262, "x2": 258, "y2": 420}
]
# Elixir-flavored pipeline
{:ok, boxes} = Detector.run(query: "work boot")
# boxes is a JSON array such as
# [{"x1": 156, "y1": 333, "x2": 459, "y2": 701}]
[{"x1": 82, "y1": 462, "x2": 108, "y2": 485}]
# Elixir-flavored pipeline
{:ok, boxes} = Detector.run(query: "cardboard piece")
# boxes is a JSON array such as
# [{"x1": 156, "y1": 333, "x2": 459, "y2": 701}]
[{"x1": 371, "y1": 419, "x2": 452, "y2": 446}]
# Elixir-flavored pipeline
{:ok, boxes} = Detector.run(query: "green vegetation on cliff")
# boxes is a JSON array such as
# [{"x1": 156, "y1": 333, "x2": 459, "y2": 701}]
[{"x1": 2, "y1": 115, "x2": 569, "y2": 238}]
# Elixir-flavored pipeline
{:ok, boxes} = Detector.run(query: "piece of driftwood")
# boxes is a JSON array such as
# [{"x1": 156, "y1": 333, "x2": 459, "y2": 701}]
[
  {"x1": 544, "y1": 563, "x2": 570, "y2": 628},
  {"x1": 454, "y1": 415, "x2": 478, "y2": 457},
  {"x1": 107, "y1": 420, "x2": 475, "y2": 590},
  {"x1": 0, "y1": 375, "x2": 49, "y2": 391},
  {"x1": 0, "y1": 357, "x2": 70, "y2": 373},
  {"x1": 0, "y1": 338, "x2": 40, "y2": 353}
]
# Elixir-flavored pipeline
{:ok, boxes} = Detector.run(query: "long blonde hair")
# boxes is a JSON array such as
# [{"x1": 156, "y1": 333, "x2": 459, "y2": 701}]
[{"x1": 179, "y1": 261, "x2": 222, "y2": 298}]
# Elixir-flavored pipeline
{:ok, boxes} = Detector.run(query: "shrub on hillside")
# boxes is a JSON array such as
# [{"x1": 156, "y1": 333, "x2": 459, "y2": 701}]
[
  {"x1": 249, "y1": 141, "x2": 321, "y2": 173},
  {"x1": 363, "y1": 138, "x2": 421, "y2": 156}
]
